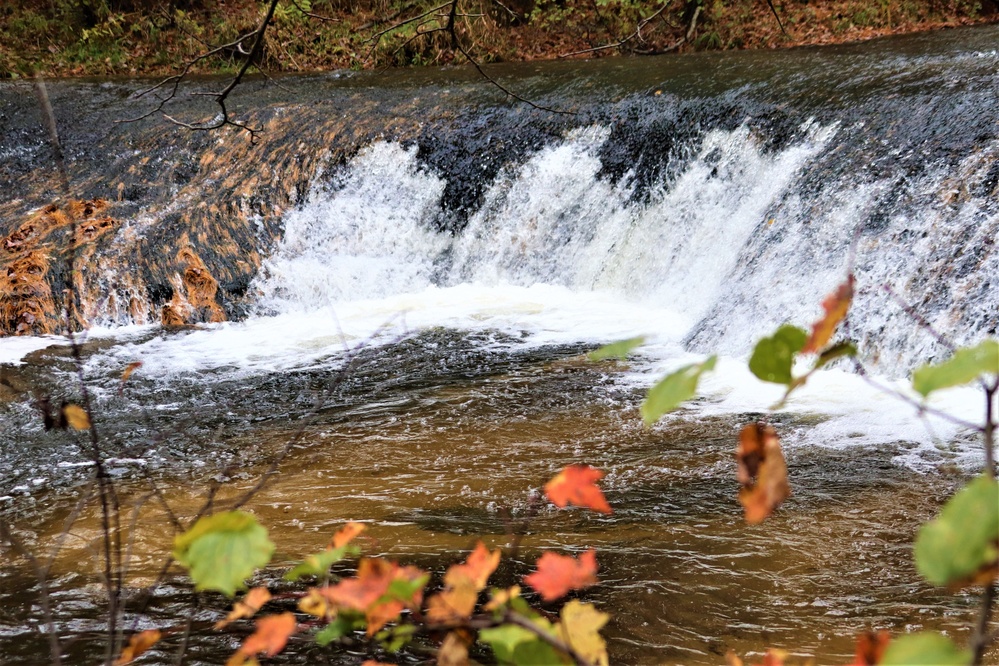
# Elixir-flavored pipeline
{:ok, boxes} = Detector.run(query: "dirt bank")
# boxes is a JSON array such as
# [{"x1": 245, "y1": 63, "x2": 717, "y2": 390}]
[{"x1": 2, "y1": 0, "x2": 997, "y2": 79}]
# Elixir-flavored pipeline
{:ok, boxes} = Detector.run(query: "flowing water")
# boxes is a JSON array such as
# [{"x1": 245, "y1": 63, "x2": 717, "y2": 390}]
[{"x1": 1, "y1": 25, "x2": 998, "y2": 664}]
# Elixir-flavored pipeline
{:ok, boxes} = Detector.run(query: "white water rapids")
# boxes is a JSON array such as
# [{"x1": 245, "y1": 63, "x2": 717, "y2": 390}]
[{"x1": 3, "y1": 120, "x2": 991, "y2": 472}]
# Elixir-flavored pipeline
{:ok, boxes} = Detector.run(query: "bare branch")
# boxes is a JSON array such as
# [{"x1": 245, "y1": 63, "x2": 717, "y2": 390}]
[{"x1": 560, "y1": 1, "x2": 674, "y2": 58}]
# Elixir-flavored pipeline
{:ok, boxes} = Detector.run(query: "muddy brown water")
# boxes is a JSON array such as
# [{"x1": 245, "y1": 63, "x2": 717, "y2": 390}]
[{"x1": 0, "y1": 333, "x2": 993, "y2": 664}]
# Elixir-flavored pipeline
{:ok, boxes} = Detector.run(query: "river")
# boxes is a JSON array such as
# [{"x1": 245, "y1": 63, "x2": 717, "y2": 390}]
[{"x1": 0, "y1": 25, "x2": 997, "y2": 664}]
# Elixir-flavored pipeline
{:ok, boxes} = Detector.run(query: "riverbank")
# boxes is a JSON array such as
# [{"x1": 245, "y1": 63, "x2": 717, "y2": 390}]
[{"x1": 2, "y1": 0, "x2": 996, "y2": 79}]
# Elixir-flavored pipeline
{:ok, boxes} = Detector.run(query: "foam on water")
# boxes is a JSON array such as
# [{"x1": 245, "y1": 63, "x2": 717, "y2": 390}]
[{"x1": 2, "y1": 121, "x2": 992, "y2": 472}]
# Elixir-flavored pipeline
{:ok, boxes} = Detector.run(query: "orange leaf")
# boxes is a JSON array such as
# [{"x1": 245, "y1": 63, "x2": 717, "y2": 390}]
[
  {"x1": 802, "y1": 275, "x2": 854, "y2": 353},
  {"x1": 736, "y1": 423, "x2": 791, "y2": 525},
  {"x1": 848, "y1": 630, "x2": 891, "y2": 666},
  {"x1": 214, "y1": 586, "x2": 272, "y2": 629},
  {"x1": 321, "y1": 559, "x2": 425, "y2": 635},
  {"x1": 523, "y1": 549, "x2": 598, "y2": 602},
  {"x1": 725, "y1": 651, "x2": 744, "y2": 666},
  {"x1": 323, "y1": 558, "x2": 396, "y2": 611},
  {"x1": 544, "y1": 464, "x2": 611, "y2": 514},
  {"x1": 444, "y1": 541, "x2": 500, "y2": 590},
  {"x1": 121, "y1": 361, "x2": 143, "y2": 383},
  {"x1": 115, "y1": 629, "x2": 161, "y2": 665},
  {"x1": 761, "y1": 649, "x2": 789, "y2": 666},
  {"x1": 235, "y1": 612, "x2": 296, "y2": 660},
  {"x1": 330, "y1": 521, "x2": 366, "y2": 549},
  {"x1": 61, "y1": 403, "x2": 91, "y2": 430}
]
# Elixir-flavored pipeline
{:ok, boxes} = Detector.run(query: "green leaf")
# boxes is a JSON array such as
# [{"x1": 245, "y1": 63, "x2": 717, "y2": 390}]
[
  {"x1": 640, "y1": 355, "x2": 717, "y2": 425},
  {"x1": 284, "y1": 546, "x2": 352, "y2": 581},
  {"x1": 914, "y1": 474, "x2": 999, "y2": 587},
  {"x1": 880, "y1": 632, "x2": 972, "y2": 665},
  {"x1": 480, "y1": 623, "x2": 567, "y2": 665},
  {"x1": 748, "y1": 325, "x2": 808, "y2": 385},
  {"x1": 480, "y1": 624, "x2": 536, "y2": 662},
  {"x1": 813, "y1": 340, "x2": 858, "y2": 370},
  {"x1": 314, "y1": 615, "x2": 355, "y2": 646},
  {"x1": 587, "y1": 336, "x2": 645, "y2": 361},
  {"x1": 912, "y1": 339, "x2": 999, "y2": 397},
  {"x1": 386, "y1": 573, "x2": 429, "y2": 603},
  {"x1": 172, "y1": 511, "x2": 275, "y2": 597}
]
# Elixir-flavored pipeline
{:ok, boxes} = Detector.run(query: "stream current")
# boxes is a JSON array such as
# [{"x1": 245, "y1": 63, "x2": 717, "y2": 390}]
[{"x1": 1, "y1": 25, "x2": 998, "y2": 664}]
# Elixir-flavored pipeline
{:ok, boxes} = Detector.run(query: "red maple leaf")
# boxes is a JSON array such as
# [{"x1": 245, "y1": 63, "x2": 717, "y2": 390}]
[
  {"x1": 544, "y1": 464, "x2": 612, "y2": 514},
  {"x1": 523, "y1": 549, "x2": 598, "y2": 601}
]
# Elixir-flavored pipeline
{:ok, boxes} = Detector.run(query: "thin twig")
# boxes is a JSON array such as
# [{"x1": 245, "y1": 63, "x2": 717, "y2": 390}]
[
  {"x1": 455, "y1": 40, "x2": 575, "y2": 115},
  {"x1": 560, "y1": 1, "x2": 673, "y2": 58},
  {"x1": 882, "y1": 284, "x2": 956, "y2": 353}
]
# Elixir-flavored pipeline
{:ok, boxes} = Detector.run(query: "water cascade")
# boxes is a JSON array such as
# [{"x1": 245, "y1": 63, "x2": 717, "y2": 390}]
[{"x1": 0, "y1": 25, "x2": 997, "y2": 665}]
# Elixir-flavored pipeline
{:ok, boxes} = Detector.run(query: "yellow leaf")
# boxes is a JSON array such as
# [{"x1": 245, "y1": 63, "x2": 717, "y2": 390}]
[
  {"x1": 437, "y1": 631, "x2": 470, "y2": 666},
  {"x1": 426, "y1": 578, "x2": 478, "y2": 623},
  {"x1": 298, "y1": 588, "x2": 332, "y2": 618},
  {"x1": 484, "y1": 585, "x2": 521, "y2": 611},
  {"x1": 557, "y1": 600, "x2": 609, "y2": 666},
  {"x1": 62, "y1": 404, "x2": 91, "y2": 430}
]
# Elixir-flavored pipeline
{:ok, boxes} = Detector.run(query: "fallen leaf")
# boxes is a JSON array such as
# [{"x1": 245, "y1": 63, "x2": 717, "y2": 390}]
[
  {"x1": 115, "y1": 629, "x2": 161, "y2": 665},
  {"x1": 215, "y1": 586, "x2": 273, "y2": 629},
  {"x1": 544, "y1": 465, "x2": 611, "y2": 514},
  {"x1": 230, "y1": 612, "x2": 296, "y2": 664},
  {"x1": 849, "y1": 630, "x2": 891, "y2": 666},
  {"x1": 736, "y1": 423, "x2": 790, "y2": 524},
  {"x1": 802, "y1": 275, "x2": 854, "y2": 353},
  {"x1": 61, "y1": 403, "x2": 91, "y2": 430},
  {"x1": 524, "y1": 549, "x2": 598, "y2": 602},
  {"x1": 330, "y1": 521, "x2": 366, "y2": 549}
]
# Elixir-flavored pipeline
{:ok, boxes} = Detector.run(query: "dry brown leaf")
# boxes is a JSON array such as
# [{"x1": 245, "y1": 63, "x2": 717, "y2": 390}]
[
  {"x1": 802, "y1": 275, "x2": 854, "y2": 353},
  {"x1": 736, "y1": 423, "x2": 791, "y2": 524},
  {"x1": 214, "y1": 586, "x2": 272, "y2": 629},
  {"x1": 121, "y1": 361, "x2": 143, "y2": 383},
  {"x1": 437, "y1": 631, "x2": 471, "y2": 666},
  {"x1": 114, "y1": 629, "x2": 161, "y2": 665}
]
